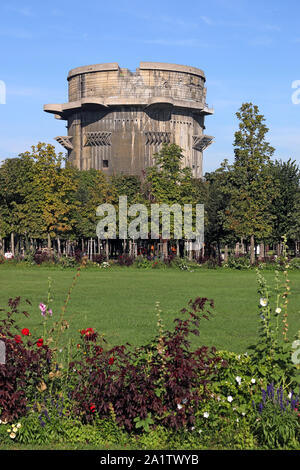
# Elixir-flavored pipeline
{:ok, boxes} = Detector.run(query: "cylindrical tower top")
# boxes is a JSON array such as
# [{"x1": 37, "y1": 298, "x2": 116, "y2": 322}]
[{"x1": 67, "y1": 61, "x2": 207, "y2": 107}]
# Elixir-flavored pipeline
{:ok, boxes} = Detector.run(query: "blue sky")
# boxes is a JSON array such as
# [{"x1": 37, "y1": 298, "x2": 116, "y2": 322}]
[{"x1": 0, "y1": 0, "x2": 300, "y2": 173}]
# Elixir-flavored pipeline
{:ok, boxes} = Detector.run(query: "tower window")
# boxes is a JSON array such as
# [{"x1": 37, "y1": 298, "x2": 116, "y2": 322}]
[{"x1": 103, "y1": 160, "x2": 109, "y2": 168}]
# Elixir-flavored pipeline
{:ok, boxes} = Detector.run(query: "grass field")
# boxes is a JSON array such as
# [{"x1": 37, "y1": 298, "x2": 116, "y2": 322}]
[{"x1": 0, "y1": 264, "x2": 300, "y2": 354}]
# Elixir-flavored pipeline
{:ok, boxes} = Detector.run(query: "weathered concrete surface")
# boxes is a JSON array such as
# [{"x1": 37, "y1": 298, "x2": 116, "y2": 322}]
[{"x1": 44, "y1": 62, "x2": 213, "y2": 178}]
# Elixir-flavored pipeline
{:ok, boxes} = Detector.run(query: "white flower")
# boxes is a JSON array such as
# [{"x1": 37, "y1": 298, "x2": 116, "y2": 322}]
[
  {"x1": 260, "y1": 298, "x2": 268, "y2": 307},
  {"x1": 9, "y1": 433, "x2": 16, "y2": 439},
  {"x1": 275, "y1": 307, "x2": 281, "y2": 314},
  {"x1": 177, "y1": 404, "x2": 183, "y2": 410},
  {"x1": 198, "y1": 429, "x2": 203, "y2": 434},
  {"x1": 235, "y1": 376, "x2": 242, "y2": 385},
  {"x1": 16, "y1": 423, "x2": 21, "y2": 429},
  {"x1": 203, "y1": 412, "x2": 209, "y2": 418},
  {"x1": 227, "y1": 396, "x2": 233, "y2": 403},
  {"x1": 288, "y1": 392, "x2": 292, "y2": 399},
  {"x1": 251, "y1": 378, "x2": 256, "y2": 384},
  {"x1": 242, "y1": 412, "x2": 246, "y2": 416},
  {"x1": 190, "y1": 426, "x2": 195, "y2": 431},
  {"x1": 236, "y1": 418, "x2": 239, "y2": 423}
]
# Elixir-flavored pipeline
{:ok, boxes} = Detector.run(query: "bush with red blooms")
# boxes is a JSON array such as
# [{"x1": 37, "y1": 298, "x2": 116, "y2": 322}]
[
  {"x1": 117, "y1": 254, "x2": 134, "y2": 267},
  {"x1": 0, "y1": 297, "x2": 52, "y2": 422},
  {"x1": 69, "y1": 297, "x2": 227, "y2": 431}
]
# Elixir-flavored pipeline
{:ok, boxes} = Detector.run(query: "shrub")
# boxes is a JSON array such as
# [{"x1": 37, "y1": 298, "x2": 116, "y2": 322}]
[
  {"x1": 92, "y1": 253, "x2": 106, "y2": 265},
  {"x1": 0, "y1": 298, "x2": 52, "y2": 422},
  {"x1": 252, "y1": 384, "x2": 299, "y2": 448},
  {"x1": 289, "y1": 257, "x2": 300, "y2": 270},
  {"x1": 223, "y1": 255, "x2": 250, "y2": 270},
  {"x1": 58, "y1": 256, "x2": 77, "y2": 268},
  {"x1": 134, "y1": 256, "x2": 153, "y2": 269},
  {"x1": 117, "y1": 254, "x2": 134, "y2": 267},
  {"x1": 34, "y1": 250, "x2": 53, "y2": 265},
  {"x1": 69, "y1": 297, "x2": 226, "y2": 431}
]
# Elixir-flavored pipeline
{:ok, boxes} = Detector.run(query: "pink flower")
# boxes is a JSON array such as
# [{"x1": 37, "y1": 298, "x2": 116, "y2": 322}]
[
  {"x1": 48, "y1": 309, "x2": 53, "y2": 316},
  {"x1": 39, "y1": 303, "x2": 47, "y2": 316}
]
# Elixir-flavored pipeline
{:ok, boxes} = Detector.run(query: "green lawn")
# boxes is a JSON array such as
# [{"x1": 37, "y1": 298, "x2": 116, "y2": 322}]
[{"x1": 0, "y1": 264, "x2": 299, "y2": 353}]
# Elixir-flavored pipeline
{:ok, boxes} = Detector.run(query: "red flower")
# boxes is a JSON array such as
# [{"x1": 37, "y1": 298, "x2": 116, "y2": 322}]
[
  {"x1": 90, "y1": 403, "x2": 96, "y2": 413},
  {"x1": 108, "y1": 357, "x2": 115, "y2": 365},
  {"x1": 85, "y1": 328, "x2": 94, "y2": 336},
  {"x1": 80, "y1": 328, "x2": 95, "y2": 337},
  {"x1": 21, "y1": 328, "x2": 30, "y2": 336},
  {"x1": 37, "y1": 338, "x2": 43, "y2": 347},
  {"x1": 14, "y1": 335, "x2": 22, "y2": 344}
]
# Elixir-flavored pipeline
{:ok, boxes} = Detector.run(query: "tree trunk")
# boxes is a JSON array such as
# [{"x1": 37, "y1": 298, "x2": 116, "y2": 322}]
[
  {"x1": 47, "y1": 233, "x2": 51, "y2": 251},
  {"x1": 235, "y1": 242, "x2": 239, "y2": 256},
  {"x1": 0, "y1": 236, "x2": 3, "y2": 256},
  {"x1": 105, "y1": 240, "x2": 109, "y2": 260},
  {"x1": 259, "y1": 242, "x2": 265, "y2": 260},
  {"x1": 250, "y1": 234, "x2": 255, "y2": 265},
  {"x1": 11, "y1": 232, "x2": 15, "y2": 257},
  {"x1": 163, "y1": 240, "x2": 168, "y2": 259},
  {"x1": 57, "y1": 237, "x2": 61, "y2": 257},
  {"x1": 277, "y1": 242, "x2": 281, "y2": 257},
  {"x1": 224, "y1": 244, "x2": 229, "y2": 262}
]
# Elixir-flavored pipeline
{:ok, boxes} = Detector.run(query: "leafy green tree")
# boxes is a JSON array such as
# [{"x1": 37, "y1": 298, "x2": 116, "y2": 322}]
[
  {"x1": 144, "y1": 144, "x2": 199, "y2": 254},
  {"x1": 19, "y1": 143, "x2": 78, "y2": 248},
  {"x1": 204, "y1": 160, "x2": 235, "y2": 258},
  {"x1": 0, "y1": 156, "x2": 36, "y2": 253},
  {"x1": 73, "y1": 168, "x2": 115, "y2": 240},
  {"x1": 225, "y1": 103, "x2": 276, "y2": 264},
  {"x1": 269, "y1": 159, "x2": 300, "y2": 252}
]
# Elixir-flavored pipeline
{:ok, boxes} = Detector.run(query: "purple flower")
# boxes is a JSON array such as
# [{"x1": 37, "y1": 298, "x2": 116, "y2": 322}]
[
  {"x1": 48, "y1": 309, "x2": 53, "y2": 316},
  {"x1": 39, "y1": 303, "x2": 47, "y2": 316}
]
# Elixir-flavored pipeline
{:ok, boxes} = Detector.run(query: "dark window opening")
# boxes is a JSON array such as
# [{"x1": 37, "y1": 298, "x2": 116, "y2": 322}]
[{"x1": 103, "y1": 160, "x2": 109, "y2": 168}]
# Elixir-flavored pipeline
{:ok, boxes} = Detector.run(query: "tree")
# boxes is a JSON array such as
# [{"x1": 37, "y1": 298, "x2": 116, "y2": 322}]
[
  {"x1": 225, "y1": 103, "x2": 276, "y2": 264},
  {"x1": 19, "y1": 143, "x2": 78, "y2": 249},
  {"x1": 204, "y1": 160, "x2": 235, "y2": 259},
  {"x1": 72, "y1": 168, "x2": 116, "y2": 249},
  {"x1": 269, "y1": 159, "x2": 300, "y2": 253},
  {"x1": 144, "y1": 144, "x2": 199, "y2": 256}
]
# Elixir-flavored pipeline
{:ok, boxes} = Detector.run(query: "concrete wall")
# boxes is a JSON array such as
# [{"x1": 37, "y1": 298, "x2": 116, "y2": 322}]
[{"x1": 44, "y1": 62, "x2": 213, "y2": 178}]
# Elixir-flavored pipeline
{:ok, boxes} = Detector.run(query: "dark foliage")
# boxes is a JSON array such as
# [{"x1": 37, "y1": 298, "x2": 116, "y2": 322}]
[
  {"x1": 117, "y1": 254, "x2": 134, "y2": 267},
  {"x1": 0, "y1": 298, "x2": 52, "y2": 421},
  {"x1": 69, "y1": 297, "x2": 226, "y2": 431}
]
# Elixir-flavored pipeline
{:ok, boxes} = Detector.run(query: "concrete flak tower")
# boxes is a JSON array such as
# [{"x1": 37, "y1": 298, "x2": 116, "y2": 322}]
[{"x1": 44, "y1": 62, "x2": 213, "y2": 178}]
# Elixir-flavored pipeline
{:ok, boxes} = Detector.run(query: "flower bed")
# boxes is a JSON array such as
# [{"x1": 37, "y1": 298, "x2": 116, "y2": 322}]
[{"x1": 0, "y1": 249, "x2": 299, "y2": 449}]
